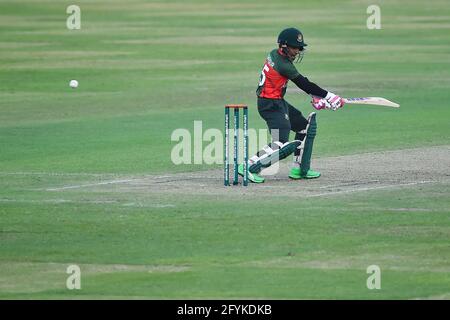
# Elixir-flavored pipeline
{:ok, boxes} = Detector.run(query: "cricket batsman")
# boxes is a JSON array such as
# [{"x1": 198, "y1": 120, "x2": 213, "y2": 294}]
[{"x1": 238, "y1": 27, "x2": 345, "y2": 183}]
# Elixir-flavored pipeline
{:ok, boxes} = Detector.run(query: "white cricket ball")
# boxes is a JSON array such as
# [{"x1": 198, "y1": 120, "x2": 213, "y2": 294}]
[{"x1": 69, "y1": 79, "x2": 78, "y2": 89}]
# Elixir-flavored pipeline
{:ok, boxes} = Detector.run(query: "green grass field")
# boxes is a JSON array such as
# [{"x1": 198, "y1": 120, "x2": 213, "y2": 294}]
[{"x1": 1, "y1": 0, "x2": 449, "y2": 299}]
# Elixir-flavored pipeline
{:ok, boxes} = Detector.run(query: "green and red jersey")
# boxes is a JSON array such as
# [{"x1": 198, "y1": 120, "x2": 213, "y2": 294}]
[
  {"x1": 256, "y1": 48, "x2": 328, "y2": 100},
  {"x1": 256, "y1": 48, "x2": 300, "y2": 99}
]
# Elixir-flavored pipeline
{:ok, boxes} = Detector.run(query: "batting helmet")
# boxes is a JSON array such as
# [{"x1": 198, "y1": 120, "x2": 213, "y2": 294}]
[{"x1": 277, "y1": 28, "x2": 307, "y2": 49}]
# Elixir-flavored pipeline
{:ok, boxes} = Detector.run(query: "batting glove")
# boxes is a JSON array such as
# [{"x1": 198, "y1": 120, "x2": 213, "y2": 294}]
[
  {"x1": 311, "y1": 97, "x2": 331, "y2": 110},
  {"x1": 325, "y1": 92, "x2": 345, "y2": 111}
]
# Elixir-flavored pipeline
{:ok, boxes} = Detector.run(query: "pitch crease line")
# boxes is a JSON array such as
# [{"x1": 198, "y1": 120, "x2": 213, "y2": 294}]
[
  {"x1": 46, "y1": 179, "x2": 136, "y2": 191},
  {"x1": 309, "y1": 180, "x2": 435, "y2": 197}
]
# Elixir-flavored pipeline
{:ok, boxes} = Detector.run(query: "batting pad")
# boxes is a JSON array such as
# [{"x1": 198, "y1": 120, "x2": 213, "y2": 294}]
[
  {"x1": 249, "y1": 140, "x2": 302, "y2": 173},
  {"x1": 299, "y1": 112, "x2": 317, "y2": 176}
]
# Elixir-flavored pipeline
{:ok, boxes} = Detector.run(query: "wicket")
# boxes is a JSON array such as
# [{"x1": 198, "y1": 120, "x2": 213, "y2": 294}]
[{"x1": 224, "y1": 104, "x2": 249, "y2": 186}]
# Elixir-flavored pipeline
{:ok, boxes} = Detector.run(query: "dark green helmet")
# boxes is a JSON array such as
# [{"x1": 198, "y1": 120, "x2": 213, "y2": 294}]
[{"x1": 277, "y1": 27, "x2": 307, "y2": 49}]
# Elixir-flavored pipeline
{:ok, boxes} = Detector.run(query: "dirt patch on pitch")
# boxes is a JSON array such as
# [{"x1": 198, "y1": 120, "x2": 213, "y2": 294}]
[
  {"x1": 0, "y1": 262, "x2": 190, "y2": 294},
  {"x1": 241, "y1": 253, "x2": 450, "y2": 273},
  {"x1": 46, "y1": 145, "x2": 450, "y2": 198},
  {"x1": 115, "y1": 145, "x2": 450, "y2": 197}
]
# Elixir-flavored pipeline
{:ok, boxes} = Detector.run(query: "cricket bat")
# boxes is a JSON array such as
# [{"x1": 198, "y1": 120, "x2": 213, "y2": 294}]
[{"x1": 344, "y1": 97, "x2": 400, "y2": 108}]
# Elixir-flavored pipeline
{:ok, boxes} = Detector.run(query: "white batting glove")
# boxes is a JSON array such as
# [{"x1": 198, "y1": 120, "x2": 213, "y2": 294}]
[
  {"x1": 311, "y1": 96, "x2": 331, "y2": 110},
  {"x1": 325, "y1": 92, "x2": 345, "y2": 111}
]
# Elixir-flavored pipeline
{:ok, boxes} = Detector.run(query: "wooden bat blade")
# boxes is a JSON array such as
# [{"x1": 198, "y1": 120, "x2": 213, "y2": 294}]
[{"x1": 344, "y1": 97, "x2": 400, "y2": 108}]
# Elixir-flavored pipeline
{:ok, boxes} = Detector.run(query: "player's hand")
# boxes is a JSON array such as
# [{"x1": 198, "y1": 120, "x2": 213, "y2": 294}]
[
  {"x1": 311, "y1": 97, "x2": 331, "y2": 110},
  {"x1": 325, "y1": 92, "x2": 345, "y2": 111}
]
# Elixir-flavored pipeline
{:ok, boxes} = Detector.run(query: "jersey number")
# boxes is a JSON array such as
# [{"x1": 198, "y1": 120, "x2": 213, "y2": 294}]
[{"x1": 258, "y1": 64, "x2": 270, "y2": 86}]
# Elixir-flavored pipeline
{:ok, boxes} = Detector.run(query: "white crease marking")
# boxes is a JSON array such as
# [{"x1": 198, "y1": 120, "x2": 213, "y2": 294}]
[
  {"x1": 0, "y1": 172, "x2": 118, "y2": 177},
  {"x1": 0, "y1": 199, "x2": 116, "y2": 204},
  {"x1": 0, "y1": 198, "x2": 175, "y2": 208},
  {"x1": 46, "y1": 179, "x2": 136, "y2": 191},
  {"x1": 309, "y1": 180, "x2": 435, "y2": 197}
]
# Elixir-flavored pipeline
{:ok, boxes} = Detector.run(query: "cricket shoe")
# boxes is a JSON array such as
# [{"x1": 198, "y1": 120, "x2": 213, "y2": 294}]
[
  {"x1": 238, "y1": 163, "x2": 265, "y2": 183},
  {"x1": 289, "y1": 167, "x2": 321, "y2": 180}
]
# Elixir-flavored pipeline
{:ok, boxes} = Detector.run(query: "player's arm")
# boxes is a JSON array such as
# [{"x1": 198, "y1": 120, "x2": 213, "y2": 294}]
[
  {"x1": 291, "y1": 74, "x2": 327, "y2": 98},
  {"x1": 276, "y1": 62, "x2": 327, "y2": 97},
  {"x1": 278, "y1": 62, "x2": 344, "y2": 110},
  {"x1": 292, "y1": 74, "x2": 345, "y2": 111}
]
